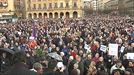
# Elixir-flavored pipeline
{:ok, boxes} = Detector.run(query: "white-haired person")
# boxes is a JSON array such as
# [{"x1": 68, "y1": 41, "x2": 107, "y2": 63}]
[{"x1": 30, "y1": 62, "x2": 43, "y2": 75}]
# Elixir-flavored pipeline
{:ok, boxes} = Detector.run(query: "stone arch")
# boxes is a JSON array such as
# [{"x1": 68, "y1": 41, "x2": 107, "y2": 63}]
[
  {"x1": 44, "y1": 13, "x2": 47, "y2": 18},
  {"x1": 60, "y1": 12, "x2": 64, "y2": 18},
  {"x1": 33, "y1": 13, "x2": 37, "y2": 19},
  {"x1": 54, "y1": 12, "x2": 58, "y2": 18},
  {"x1": 49, "y1": 12, "x2": 53, "y2": 18},
  {"x1": 28, "y1": 13, "x2": 32, "y2": 19},
  {"x1": 66, "y1": 12, "x2": 70, "y2": 18},
  {"x1": 73, "y1": 11, "x2": 78, "y2": 18},
  {"x1": 38, "y1": 13, "x2": 42, "y2": 18}
]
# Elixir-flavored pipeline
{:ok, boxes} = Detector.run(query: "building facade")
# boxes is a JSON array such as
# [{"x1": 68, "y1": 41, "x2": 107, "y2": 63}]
[
  {"x1": 14, "y1": 0, "x2": 26, "y2": 18},
  {"x1": 83, "y1": 1, "x2": 92, "y2": 16},
  {"x1": 104, "y1": 0, "x2": 119, "y2": 12},
  {"x1": 0, "y1": 0, "x2": 25, "y2": 19},
  {"x1": 104, "y1": 0, "x2": 134, "y2": 16},
  {"x1": 97, "y1": 0, "x2": 109, "y2": 12},
  {"x1": 0, "y1": 0, "x2": 15, "y2": 18},
  {"x1": 25, "y1": 0, "x2": 83, "y2": 19},
  {"x1": 89, "y1": 0, "x2": 97, "y2": 11},
  {"x1": 118, "y1": 0, "x2": 134, "y2": 16}
]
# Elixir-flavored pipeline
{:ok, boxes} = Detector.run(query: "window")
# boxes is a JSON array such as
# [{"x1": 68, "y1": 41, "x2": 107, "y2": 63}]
[
  {"x1": 38, "y1": 4, "x2": 41, "y2": 9},
  {"x1": 74, "y1": 2, "x2": 77, "y2": 8},
  {"x1": 66, "y1": 2, "x2": 69, "y2": 8},
  {"x1": 54, "y1": 3, "x2": 58, "y2": 8},
  {"x1": 28, "y1": 4, "x2": 31, "y2": 10},
  {"x1": 33, "y1": 4, "x2": 36, "y2": 10},
  {"x1": 28, "y1": 0, "x2": 31, "y2": 2},
  {"x1": 44, "y1": 3, "x2": 46, "y2": 9},
  {"x1": 60, "y1": 2, "x2": 63, "y2": 8},
  {"x1": 32, "y1": 0, "x2": 36, "y2": 2},
  {"x1": 49, "y1": 3, "x2": 52, "y2": 9}
]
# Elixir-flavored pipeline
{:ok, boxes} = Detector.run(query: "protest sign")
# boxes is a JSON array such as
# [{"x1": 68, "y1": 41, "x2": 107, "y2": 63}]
[
  {"x1": 108, "y1": 44, "x2": 118, "y2": 57},
  {"x1": 100, "y1": 45, "x2": 107, "y2": 52},
  {"x1": 127, "y1": 53, "x2": 134, "y2": 59}
]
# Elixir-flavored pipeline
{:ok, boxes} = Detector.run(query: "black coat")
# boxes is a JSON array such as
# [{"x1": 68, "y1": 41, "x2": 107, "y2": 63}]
[
  {"x1": 3, "y1": 62, "x2": 38, "y2": 75},
  {"x1": 43, "y1": 70, "x2": 65, "y2": 75}
]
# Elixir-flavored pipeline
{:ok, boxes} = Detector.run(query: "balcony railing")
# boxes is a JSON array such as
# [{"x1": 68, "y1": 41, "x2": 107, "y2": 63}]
[{"x1": 29, "y1": 6, "x2": 81, "y2": 11}]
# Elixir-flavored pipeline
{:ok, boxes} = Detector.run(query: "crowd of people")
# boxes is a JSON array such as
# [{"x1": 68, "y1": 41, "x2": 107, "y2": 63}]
[{"x1": 0, "y1": 15, "x2": 134, "y2": 75}]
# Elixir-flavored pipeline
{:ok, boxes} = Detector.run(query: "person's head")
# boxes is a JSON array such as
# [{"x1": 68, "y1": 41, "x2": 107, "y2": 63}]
[
  {"x1": 112, "y1": 70, "x2": 121, "y2": 75},
  {"x1": 125, "y1": 68, "x2": 133, "y2": 75},
  {"x1": 113, "y1": 56, "x2": 119, "y2": 62},
  {"x1": 87, "y1": 54, "x2": 92, "y2": 60},
  {"x1": 128, "y1": 61, "x2": 133, "y2": 67},
  {"x1": 56, "y1": 47, "x2": 60, "y2": 51},
  {"x1": 2, "y1": 52, "x2": 6, "y2": 58},
  {"x1": 56, "y1": 62, "x2": 64, "y2": 71},
  {"x1": 99, "y1": 57, "x2": 104, "y2": 62},
  {"x1": 60, "y1": 52, "x2": 64, "y2": 57},
  {"x1": 76, "y1": 55, "x2": 81, "y2": 62},
  {"x1": 95, "y1": 53, "x2": 99, "y2": 58},
  {"x1": 74, "y1": 63, "x2": 79, "y2": 69},
  {"x1": 33, "y1": 62, "x2": 43, "y2": 74},
  {"x1": 116, "y1": 60, "x2": 122, "y2": 68},
  {"x1": 79, "y1": 50, "x2": 83, "y2": 55},
  {"x1": 12, "y1": 51, "x2": 26, "y2": 64},
  {"x1": 69, "y1": 56, "x2": 74, "y2": 61},
  {"x1": 90, "y1": 61, "x2": 96, "y2": 66}
]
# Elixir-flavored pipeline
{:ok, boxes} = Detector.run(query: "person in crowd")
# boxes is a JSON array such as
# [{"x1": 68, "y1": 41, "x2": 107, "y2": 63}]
[
  {"x1": 0, "y1": 53, "x2": 10, "y2": 73},
  {"x1": 0, "y1": 15, "x2": 134, "y2": 75},
  {"x1": 3, "y1": 51, "x2": 38, "y2": 75},
  {"x1": 96, "y1": 57, "x2": 107, "y2": 72},
  {"x1": 76, "y1": 55, "x2": 84, "y2": 75},
  {"x1": 83, "y1": 54, "x2": 92, "y2": 75},
  {"x1": 92, "y1": 53, "x2": 100, "y2": 64},
  {"x1": 54, "y1": 62, "x2": 66, "y2": 75},
  {"x1": 30, "y1": 62, "x2": 43, "y2": 75},
  {"x1": 124, "y1": 68, "x2": 134, "y2": 75},
  {"x1": 110, "y1": 60, "x2": 125, "y2": 74},
  {"x1": 87, "y1": 61, "x2": 97, "y2": 75},
  {"x1": 70, "y1": 63, "x2": 80, "y2": 75},
  {"x1": 96, "y1": 65, "x2": 109, "y2": 75}
]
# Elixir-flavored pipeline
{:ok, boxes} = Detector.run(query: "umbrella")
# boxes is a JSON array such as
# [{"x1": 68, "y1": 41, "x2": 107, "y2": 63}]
[
  {"x1": 0, "y1": 48, "x2": 14, "y2": 54},
  {"x1": 48, "y1": 52, "x2": 63, "y2": 61}
]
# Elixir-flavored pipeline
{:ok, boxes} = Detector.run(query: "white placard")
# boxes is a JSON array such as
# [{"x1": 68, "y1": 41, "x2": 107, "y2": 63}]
[
  {"x1": 120, "y1": 46, "x2": 125, "y2": 53},
  {"x1": 108, "y1": 44, "x2": 118, "y2": 57},
  {"x1": 29, "y1": 36, "x2": 35, "y2": 40},
  {"x1": 127, "y1": 53, "x2": 134, "y2": 59},
  {"x1": 18, "y1": 32, "x2": 21, "y2": 35},
  {"x1": 100, "y1": 45, "x2": 107, "y2": 52}
]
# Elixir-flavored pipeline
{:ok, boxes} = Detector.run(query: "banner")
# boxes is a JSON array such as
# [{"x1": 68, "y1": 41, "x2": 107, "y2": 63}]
[{"x1": 108, "y1": 44, "x2": 118, "y2": 56}]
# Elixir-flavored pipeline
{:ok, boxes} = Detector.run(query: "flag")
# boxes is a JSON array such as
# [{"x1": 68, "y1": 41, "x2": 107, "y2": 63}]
[{"x1": 32, "y1": 21, "x2": 36, "y2": 38}]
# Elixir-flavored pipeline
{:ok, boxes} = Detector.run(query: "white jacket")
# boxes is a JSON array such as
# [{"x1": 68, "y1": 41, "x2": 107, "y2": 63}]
[{"x1": 110, "y1": 64, "x2": 125, "y2": 74}]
